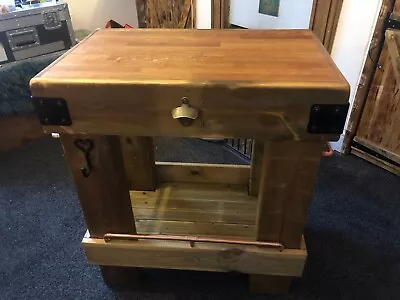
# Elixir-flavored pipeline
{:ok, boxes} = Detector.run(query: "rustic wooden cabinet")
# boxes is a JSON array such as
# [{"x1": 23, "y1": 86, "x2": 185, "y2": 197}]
[{"x1": 30, "y1": 29, "x2": 349, "y2": 294}]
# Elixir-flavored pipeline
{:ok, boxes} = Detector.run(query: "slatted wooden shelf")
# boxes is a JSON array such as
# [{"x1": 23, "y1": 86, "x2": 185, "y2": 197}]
[{"x1": 130, "y1": 183, "x2": 257, "y2": 239}]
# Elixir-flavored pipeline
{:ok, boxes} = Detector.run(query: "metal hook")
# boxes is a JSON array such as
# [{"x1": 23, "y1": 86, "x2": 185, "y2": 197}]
[{"x1": 74, "y1": 139, "x2": 94, "y2": 178}]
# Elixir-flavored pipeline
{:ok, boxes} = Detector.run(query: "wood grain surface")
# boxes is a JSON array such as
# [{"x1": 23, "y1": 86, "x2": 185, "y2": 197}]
[
  {"x1": 32, "y1": 29, "x2": 346, "y2": 85},
  {"x1": 30, "y1": 29, "x2": 349, "y2": 140}
]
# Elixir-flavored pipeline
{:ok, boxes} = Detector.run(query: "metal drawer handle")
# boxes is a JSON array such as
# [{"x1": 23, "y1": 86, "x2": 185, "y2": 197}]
[{"x1": 171, "y1": 98, "x2": 199, "y2": 126}]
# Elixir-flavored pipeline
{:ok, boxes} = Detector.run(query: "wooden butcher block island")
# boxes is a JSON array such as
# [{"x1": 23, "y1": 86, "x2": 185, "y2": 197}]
[{"x1": 30, "y1": 29, "x2": 349, "y2": 294}]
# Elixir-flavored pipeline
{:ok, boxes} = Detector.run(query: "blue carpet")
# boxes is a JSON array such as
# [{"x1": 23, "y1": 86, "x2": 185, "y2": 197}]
[{"x1": 0, "y1": 137, "x2": 399, "y2": 299}]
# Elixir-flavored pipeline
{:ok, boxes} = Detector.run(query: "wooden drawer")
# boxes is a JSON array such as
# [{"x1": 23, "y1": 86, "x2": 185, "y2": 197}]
[{"x1": 30, "y1": 29, "x2": 349, "y2": 141}]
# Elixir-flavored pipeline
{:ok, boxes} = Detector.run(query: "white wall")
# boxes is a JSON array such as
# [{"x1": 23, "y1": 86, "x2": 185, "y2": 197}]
[
  {"x1": 196, "y1": 0, "x2": 212, "y2": 29},
  {"x1": 230, "y1": 0, "x2": 314, "y2": 29},
  {"x1": 65, "y1": 0, "x2": 138, "y2": 31},
  {"x1": 330, "y1": 0, "x2": 382, "y2": 151}
]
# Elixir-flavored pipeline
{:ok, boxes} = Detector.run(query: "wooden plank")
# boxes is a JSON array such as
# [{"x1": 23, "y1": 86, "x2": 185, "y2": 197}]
[
  {"x1": 343, "y1": 0, "x2": 397, "y2": 153},
  {"x1": 386, "y1": 29, "x2": 400, "y2": 89},
  {"x1": 61, "y1": 135, "x2": 136, "y2": 238},
  {"x1": 351, "y1": 146, "x2": 400, "y2": 176},
  {"x1": 354, "y1": 136, "x2": 400, "y2": 165},
  {"x1": 155, "y1": 162, "x2": 250, "y2": 185},
  {"x1": 130, "y1": 183, "x2": 256, "y2": 207},
  {"x1": 133, "y1": 207, "x2": 255, "y2": 225},
  {"x1": 0, "y1": 114, "x2": 45, "y2": 152},
  {"x1": 82, "y1": 237, "x2": 306, "y2": 277},
  {"x1": 135, "y1": 219, "x2": 254, "y2": 239},
  {"x1": 121, "y1": 136, "x2": 156, "y2": 190},
  {"x1": 255, "y1": 141, "x2": 322, "y2": 248},
  {"x1": 249, "y1": 141, "x2": 264, "y2": 196}
]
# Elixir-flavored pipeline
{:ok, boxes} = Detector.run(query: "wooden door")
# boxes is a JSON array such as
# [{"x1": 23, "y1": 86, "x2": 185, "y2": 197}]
[
  {"x1": 135, "y1": 0, "x2": 195, "y2": 28},
  {"x1": 352, "y1": 25, "x2": 400, "y2": 175}
]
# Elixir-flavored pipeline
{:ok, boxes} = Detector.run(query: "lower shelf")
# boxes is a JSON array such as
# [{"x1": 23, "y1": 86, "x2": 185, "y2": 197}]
[
  {"x1": 130, "y1": 183, "x2": 257, "y2": 240},
  {"x1": 82, "y1": 182, "x2": 307, "y2": 277}
]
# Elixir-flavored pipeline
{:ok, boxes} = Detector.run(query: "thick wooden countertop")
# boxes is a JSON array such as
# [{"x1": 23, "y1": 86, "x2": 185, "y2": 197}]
[
  {"x1": 33, "y1": 29, "x2": 347, "y2": 88},
  {"x1": 30, "y1": 29, "x2": 350, "y2": 140}
]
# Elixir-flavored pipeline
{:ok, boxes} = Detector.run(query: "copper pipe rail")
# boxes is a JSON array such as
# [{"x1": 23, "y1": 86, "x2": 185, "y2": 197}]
[
  {"x1": 322, "y1": 142, "x2": 334, "y2": 157},
  {"x1": 104, "y1": 233, "x2": 284, "y2": 251}
]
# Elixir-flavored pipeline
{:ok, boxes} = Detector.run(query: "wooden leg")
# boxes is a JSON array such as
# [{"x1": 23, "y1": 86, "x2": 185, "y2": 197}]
[
  {"x1": 249, "y1": 275, "x2": 293, "y2": 294},
  {"x1": 61, "y1": 135, "x2": 139, "y2": 287},
  {"x1": 100, "y1": 266, "x2": 140, "y2": 289},
  {"x1": 249, "y1": 140, "x2": 323, "y2": 294},
  {"x1": 120, "y1": 136, "x2": 156, "y2": 191}
]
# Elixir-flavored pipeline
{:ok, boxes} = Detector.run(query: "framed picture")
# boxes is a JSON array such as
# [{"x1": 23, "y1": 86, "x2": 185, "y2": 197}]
[{"x1": 259, "y1": 0, "x2": 280, "y2": 17}]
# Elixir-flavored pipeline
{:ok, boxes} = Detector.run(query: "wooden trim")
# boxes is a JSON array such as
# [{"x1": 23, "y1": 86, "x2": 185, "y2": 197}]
[
  {"x1": 212, "y1": 0, "x2": 230, "y2": 28},
  {"x1": 310, "y1": 0, "x2": 344, "y2": 53},
  {"x1": 155, "y1": 162, "x2": 250, "y2": 185},
  {"x1": 343, "y1": 0, "x2": 396, "y2": 153},
  {"x1": 351, "y1": 146, "x2": 400, "y2": 175},
  {"x1": 82, "y1": 237, "x2": 307, "y2": 277}
]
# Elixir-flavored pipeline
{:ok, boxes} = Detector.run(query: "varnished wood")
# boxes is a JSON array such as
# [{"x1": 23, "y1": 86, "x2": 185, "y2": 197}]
[
  {"x1": 255, "y1": 141, "x2": 322, "y2": 248},
  {"x1": 155, "y1": 162, "x2": 250, "y2": 185},
  {"x1": 61, "y1": 135, "x2": 136, "y2": 238},
  {"x1": 30, "y1": 30, "x2": 349, "y2": 141},
  {"x1": 82, "y1": 237, "x2": 306, "y2": 276},
  {"x1": 121, "y1": 136, "x2": 156, "y2": 190},
  {"x1": 0, "y1": 114, "x2": 45, "y2": 152},
  {"x1": 343, "y1": 0, "x2": 398, "y2": 153}
]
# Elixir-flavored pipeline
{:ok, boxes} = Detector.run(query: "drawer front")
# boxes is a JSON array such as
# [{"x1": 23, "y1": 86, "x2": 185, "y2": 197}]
[{"x1": 30, "y1": 82, "x2": 348, "y2": 141}]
